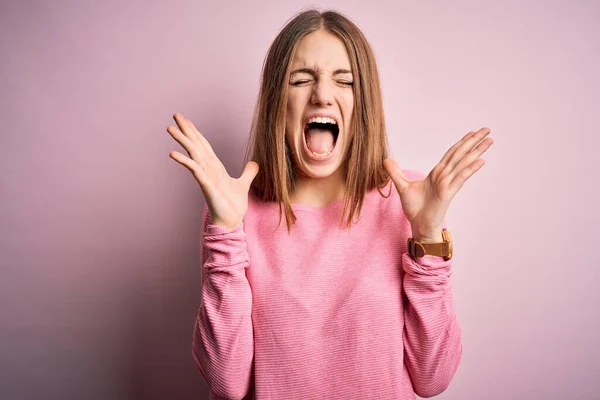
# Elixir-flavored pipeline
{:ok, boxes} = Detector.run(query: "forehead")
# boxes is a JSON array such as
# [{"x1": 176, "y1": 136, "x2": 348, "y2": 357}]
[{"x1": 291, "y1": 30, "x2": 351, "y2": 71}]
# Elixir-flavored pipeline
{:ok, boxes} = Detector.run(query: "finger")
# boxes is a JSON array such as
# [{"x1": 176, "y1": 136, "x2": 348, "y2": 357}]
[
  {"x1": 173, "y1": 113, "x2": 199, "y2": 142},
  {"x1": 438, "y1": 131, "x2": 476, "y2": 168},
  {"x1": 173, "y1": 113, "x2": 216, "y2": 159},
  {"x1": 444, "y1": 127, "x2": 491, "y2": 171},
  {"x1": 167, "y1": 124, "x2": 203, "y2": 159},
  {"x1": 448, "y1": 158, "x2": 486, "y2": 192},
  {"x1": 383, "y1": 158, "x2": 409, "y2": 194},
  {"x1": 169, "y1": 150, "x2": 199, "y2": 172},
  {"x1": 239, "y1": 161, "x2": 260, "y2": 190},
  {"x1": 169, "y1": 151, "x2": 208, "y2": 184},
  {"x1": 452, "y1": 137, "x2": 493, "y2": 174},
  {"x1": 181, "y1": 116, "x2": 217, "y2": 158}
]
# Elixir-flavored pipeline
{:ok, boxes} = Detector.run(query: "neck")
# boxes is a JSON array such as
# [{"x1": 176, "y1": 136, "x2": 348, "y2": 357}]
[{"x1": 290, "y1": 166, "x2": 346, "y2": 208}]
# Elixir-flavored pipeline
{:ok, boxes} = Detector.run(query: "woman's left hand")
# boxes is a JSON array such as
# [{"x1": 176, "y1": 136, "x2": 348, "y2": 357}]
[{"x1": 383, "y1": 127, "x2": 493, "y2": 243}]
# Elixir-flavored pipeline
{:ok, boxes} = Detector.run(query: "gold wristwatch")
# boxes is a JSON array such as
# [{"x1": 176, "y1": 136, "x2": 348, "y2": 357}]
[{"x1": 407, "y1": 228, "x2": 453, "y2": 261}]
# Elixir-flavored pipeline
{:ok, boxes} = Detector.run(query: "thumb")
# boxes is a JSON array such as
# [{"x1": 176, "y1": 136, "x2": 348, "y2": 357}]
[
  {"x1": 240, "y1": 161, "x2": 259, "y2": 190},
  {"x1": 383, "y1": 157, "x2": 409, "y2": 195}
]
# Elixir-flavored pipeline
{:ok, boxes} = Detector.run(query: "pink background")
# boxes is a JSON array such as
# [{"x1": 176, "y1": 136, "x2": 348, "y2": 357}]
[{"x1": 1, "y1": 0, "x2": 599, "y2": 399}]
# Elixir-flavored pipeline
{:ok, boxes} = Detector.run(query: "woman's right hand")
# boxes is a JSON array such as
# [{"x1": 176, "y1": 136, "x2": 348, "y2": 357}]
[{"x1": 167, "y1": 113, "x2": 259, "y2": 229}]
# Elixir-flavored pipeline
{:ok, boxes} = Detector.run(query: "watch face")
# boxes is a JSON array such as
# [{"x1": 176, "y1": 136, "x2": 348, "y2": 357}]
[
  {"x1": 442, "y1": 228, "x2": 451, "y2": 242},
  {"x1": 442, "y1": 229, "x2": 453, "y2": 260}
]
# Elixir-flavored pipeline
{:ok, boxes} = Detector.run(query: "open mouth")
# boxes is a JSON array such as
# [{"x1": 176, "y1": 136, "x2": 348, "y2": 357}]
[{"x1": 303, "y1": 117, "x2": 339, "y2": 158}]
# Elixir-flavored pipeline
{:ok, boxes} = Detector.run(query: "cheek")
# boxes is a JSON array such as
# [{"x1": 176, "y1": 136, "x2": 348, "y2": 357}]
[
  {"x1": 284, "y1": 119, "x2": 299, "y2": 151},
  {"x1": 286, "y1": 95, "x2": 304, "y2": 136},
  {"x1": 341, "y1": 94, "x2": 354, "y2": 132},
  {"x1": 285, "y1": 101, "x2": 295, "y2": 137},
  {"x1": 342, "y1": 92, "x2": 354, "y2": 113}
]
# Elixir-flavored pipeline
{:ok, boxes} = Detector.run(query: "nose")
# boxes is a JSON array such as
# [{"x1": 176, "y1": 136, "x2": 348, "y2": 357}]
[{"x1": 310, "y1": 78, "x2": 334, "y2": 106}]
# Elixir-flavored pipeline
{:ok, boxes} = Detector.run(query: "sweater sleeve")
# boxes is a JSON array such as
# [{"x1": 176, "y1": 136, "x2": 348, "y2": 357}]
[
  {"x1": 402, "y1": 249, "x2": 463, "y2": 398},
  {"x1": 192, "y1": 204, "x2": 254, "y2": 400}
]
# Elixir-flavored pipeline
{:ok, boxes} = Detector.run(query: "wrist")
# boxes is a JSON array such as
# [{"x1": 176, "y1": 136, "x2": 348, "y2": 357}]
[{"x1": 411, "y1": 229, "x2": 444, "y2": 243}]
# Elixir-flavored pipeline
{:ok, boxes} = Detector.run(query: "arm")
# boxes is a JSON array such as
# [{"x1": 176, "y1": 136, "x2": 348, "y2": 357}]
[
  {"x1": 385, "y1": 127, "x2": 492, "y2": 397},
  {"x1": 192, "y1": 204, "x2": 254, "y2": 400},
  {"x1": 402, "y1": 251, "x2": 462, "y2": 398}
]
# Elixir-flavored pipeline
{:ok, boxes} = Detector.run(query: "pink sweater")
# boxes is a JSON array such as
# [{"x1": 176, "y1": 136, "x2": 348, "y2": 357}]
[{"x1": 192, "y1": 171, "x2": 462, "y2": 400}]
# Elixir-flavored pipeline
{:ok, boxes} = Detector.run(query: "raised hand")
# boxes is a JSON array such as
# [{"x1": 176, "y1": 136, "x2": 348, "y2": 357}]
[
  {"x1": 383, "y1": 127, "x2": 493, "y2": 242},
  {"x1": 167, "y1": 113, "x2": 259, "y2": 229}
]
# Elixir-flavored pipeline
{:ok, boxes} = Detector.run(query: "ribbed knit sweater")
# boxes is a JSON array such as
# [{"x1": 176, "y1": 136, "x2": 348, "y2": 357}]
[{"x1": 192, "y1": 171, "x2": 462, "y2": 400}]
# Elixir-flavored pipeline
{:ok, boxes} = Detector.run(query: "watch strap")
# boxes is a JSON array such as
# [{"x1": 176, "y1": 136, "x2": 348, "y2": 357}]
[{"x1": 407, "y1": 228, "x2": 453, "y2": 261}]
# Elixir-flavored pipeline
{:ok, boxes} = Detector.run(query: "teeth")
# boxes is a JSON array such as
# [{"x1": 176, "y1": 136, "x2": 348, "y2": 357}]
[
  {"x1": 307, "y1": 116, "x2": 337, "y2": 125},
  {"x1": 311, "y1": 149, "x2": 333, "y2": 157}
]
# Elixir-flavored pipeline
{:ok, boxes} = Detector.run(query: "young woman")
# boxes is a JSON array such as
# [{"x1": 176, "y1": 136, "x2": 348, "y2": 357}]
[{"x1": 167, "y1": 9, "x2": 493, "y2": 400}]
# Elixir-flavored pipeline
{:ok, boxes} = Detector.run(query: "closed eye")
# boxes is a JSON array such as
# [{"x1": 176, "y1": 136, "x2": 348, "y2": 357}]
[
  {"x1": 291, "y1": 80, "x2": 311, "y2": 86},
  {"x1": 291, "y1": 80, "x2": 353, "y2": 87}
]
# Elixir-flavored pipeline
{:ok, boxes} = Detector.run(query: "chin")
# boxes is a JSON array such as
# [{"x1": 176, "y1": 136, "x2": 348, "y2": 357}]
[{"x1": 296, "y1": 161, "x2": 344, "y2": 180}]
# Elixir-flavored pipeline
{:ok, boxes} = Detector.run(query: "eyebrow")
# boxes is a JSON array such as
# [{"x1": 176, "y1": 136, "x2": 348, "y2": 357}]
[{"x1": 290, "y1": 68, "x2": 353, "y2": 76}]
